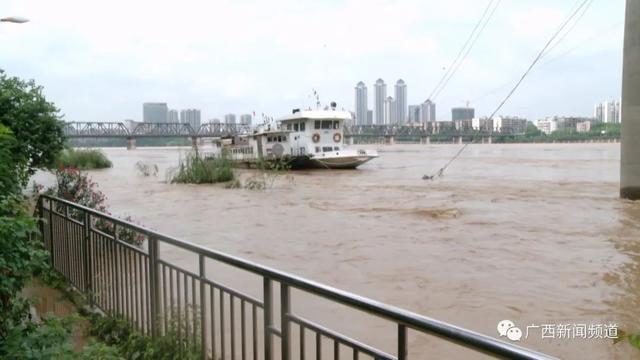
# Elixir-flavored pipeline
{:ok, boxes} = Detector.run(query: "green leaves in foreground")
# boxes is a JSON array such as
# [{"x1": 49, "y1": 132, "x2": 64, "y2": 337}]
[
  {"x1": 613, "y1": 329, "x2": 640, "y2": 350},
  {"x1": 0, "y1": 69, "x2": 65, "y2": 174}
]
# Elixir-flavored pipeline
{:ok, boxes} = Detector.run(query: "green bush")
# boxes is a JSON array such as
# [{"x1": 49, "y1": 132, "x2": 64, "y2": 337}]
[
  {"x1": 88, "y1": 313, "x2": 201, "y2": 359},
  {"x1": 0, "y1": 69, "x2": 65, "y2": 174},
  {"x1": 0, "y1": 195, "x2": 48, "y2": 341},
  {"x1": 0, "y1": 125, "x2": 28, "y2": 194},
  {"x1": 0, "y1": 315, "x2": 77, "y2": 359},
  {"x1": 56, "y1": 148, "x2": 112, "y2": 170},
  {"x1": 170, "y1": 151, "x2": 234, "y2": 184}
]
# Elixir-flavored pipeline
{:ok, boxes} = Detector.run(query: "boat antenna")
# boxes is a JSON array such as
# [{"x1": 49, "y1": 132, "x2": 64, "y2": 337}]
[{"x1": 312, "y1": 89, "x2": 320, "y2": 109}]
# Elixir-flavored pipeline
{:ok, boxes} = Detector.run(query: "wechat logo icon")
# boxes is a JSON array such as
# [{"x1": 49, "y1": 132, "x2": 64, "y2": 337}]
[{"x1": 497, "y1": 319, "x2": 523, "y2": 341}]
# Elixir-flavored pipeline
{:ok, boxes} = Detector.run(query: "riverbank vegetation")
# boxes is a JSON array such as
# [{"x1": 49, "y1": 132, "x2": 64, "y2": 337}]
[
  {"x1": 169, "y1": 151, "x2": 234, "y2": 184},
  {"x1": 56, "y1": 148, "x2": 112, "y2": 170},
  {"x1": 0, "y1": 70, "x2": 189, "y2": 358}
]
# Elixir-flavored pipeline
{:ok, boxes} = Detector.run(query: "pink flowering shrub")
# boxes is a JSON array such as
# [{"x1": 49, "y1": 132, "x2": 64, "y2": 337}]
[{"x1": 40, "y1": 167, "x2": 146, "y2": 247}]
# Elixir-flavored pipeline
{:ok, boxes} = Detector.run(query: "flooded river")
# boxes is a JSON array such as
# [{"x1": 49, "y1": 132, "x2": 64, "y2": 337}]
[{"x1": 37, "y1": 143, "x2": 640, "y2": 358}]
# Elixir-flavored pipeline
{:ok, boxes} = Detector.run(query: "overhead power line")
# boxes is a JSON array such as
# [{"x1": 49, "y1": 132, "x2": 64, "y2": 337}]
[
  {"x1": 485, "y1": 0, "x2": 593, "y2": 120},
  {"x1": 426, "y1": 0, "x2": 500, "y2": 102},
  {"x1": 424, "y1": 0, "x2": 594, "y2": 180},
  {"x1": 431, "y1": 0, "x2": 501, "y2": 101}
]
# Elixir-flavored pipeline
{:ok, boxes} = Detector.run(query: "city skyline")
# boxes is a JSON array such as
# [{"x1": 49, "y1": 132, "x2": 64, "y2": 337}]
[{"x1": 0, "y1": 0, "x2": 624, "y2": 123}]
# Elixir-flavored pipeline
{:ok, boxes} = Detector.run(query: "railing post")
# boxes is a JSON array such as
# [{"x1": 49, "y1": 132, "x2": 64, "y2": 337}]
[
  {"x1": 148, "y1": 236, "x2": 161, "y2": 338},
  {"x1": 281, "y1": 283, "x2": 290, "y2": 360},
  {"x1": 48, "y1": 198, "x2": 55, "y2": 269},
  {"x1": 37, "y1": 196, "x2": 44, "y2": 240},
  {"x1": 83, "y1": 211, "x2": 93, "y2": 306},
  {"x1": 199, "y1": 254, "x2": 206, "y2": 359},
  {"x1": 62, "y1": 204, "x2": 69, "y2": 277},
  {"x1": 113, "y1": 224, "x2": 121, "y2": 315},
  {"x1": 398, "y1": 324, "x2": 407, "y2": 360},
  {"x1": 263, "y1": 278, "x2": 273, "y2": 360}
]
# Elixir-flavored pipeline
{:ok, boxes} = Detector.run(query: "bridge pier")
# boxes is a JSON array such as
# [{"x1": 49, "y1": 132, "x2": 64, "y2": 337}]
[
  {"x1": 385, "y1": 135, "x2": 395, "y2": 145},
  {"x1": 482, "y1": 136, "x2": 492, "y2": 144},
  {"x1": 126, "y1": 137, "x2": 136, "y2": 150},
  {"x1": 453, "y1": 136, "x2": 462, "y2": 144},
  {"x1": 345, "y1": 136, "x2": 354, "y2": 145},
  {"x1": 621, "y1": 0, "x2": 640, "y2": 199},
  {"x1": 420, "y1": 136, "x2": 431, "y2": 145},
  {"x1": 191, "y1": 137, "x2": 198, "y2": 148}
]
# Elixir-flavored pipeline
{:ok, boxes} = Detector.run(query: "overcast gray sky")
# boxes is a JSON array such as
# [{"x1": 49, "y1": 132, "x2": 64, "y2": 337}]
[{"x1": 0, "y1": 0, "x2": 625, "y2": 122}]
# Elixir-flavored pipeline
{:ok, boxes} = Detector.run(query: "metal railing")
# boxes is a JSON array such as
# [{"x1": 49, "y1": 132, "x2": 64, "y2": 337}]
[{"x1": 37, "y1": 194, "x2": 555, "y2": 360}]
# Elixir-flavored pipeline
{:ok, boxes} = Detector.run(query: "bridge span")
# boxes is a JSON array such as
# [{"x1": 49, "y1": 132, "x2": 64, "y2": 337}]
[{"x1": 63, "y1": 121, "x2": 498, "y2": 149}]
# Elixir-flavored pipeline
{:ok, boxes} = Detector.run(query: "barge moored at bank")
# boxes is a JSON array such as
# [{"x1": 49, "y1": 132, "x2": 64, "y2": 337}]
[{"x1": 211, "y1": 108, "x2": 378, "y2": 169}]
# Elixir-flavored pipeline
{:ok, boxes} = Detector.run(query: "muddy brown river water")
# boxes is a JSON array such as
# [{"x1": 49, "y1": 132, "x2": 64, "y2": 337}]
[{"x1": 35, "y1": 143, "x2": 640, "y2": 359}]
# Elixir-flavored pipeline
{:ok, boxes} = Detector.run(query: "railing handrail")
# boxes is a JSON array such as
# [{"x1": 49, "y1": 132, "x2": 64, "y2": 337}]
[{"x1": 40, "y1": 194, "x2": 556, "y2": 359}]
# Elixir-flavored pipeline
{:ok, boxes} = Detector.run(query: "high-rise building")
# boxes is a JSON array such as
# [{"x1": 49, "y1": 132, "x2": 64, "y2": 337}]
[
  {"x1": 605, "y1": 100, "x2": 621, "y2": 123},
  {"x1": 594, "y1": 103, "x2": 604, "y2": 122},
  {"x1": 354, "y1": 81, "x2": 368, "y2": 125},
  {"x1": 451, "y1": 107, "x2": 475, "y2": 121},
  {"x1": 394, "y1": 79, "x2": 407, "y2": 124},
  {"x1": 594, "y1": 99, "x2": 622, "y2": 123},
  {"x1": 384, "y1": 96, "x2": 396, "y2": 125},
  {"x1": 408, "y1": 105, "x2": 421, "y2": 123},
  {"x1": 367, "y1": 110, "x2": 373, "y2": 125},
  {"x1": 420, "y1": 100, "x2": 436, "y2": 124},
  {"x1": 143, "y1": 102, "x2": 168, "y2": 123},
  {"x1": 240, "y1": 114, "x2": 252, "y2": 125},
  {"x1": 180, "y1": 109, "x2": 201, "y2": 129},
  {"x1": 224, "y1": 114, "x2": 236, "y2": 124},
  {"x1": 168, "y1": 109, "x2": 179, "y2": 122},
  {"x1": 374, "y1": 79, "x2": 386, "y2": 125}
]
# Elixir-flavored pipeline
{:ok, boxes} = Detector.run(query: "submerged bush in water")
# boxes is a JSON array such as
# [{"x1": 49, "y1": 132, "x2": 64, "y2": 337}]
[
  {"x1": 56, "y1": 148, "x2": 112, "y2": 170},
  {"x1": 135, "y1": 161, "x2": 159, "y2": 177},
  {"x1": 170, "y1": 151, "x2": 234, "y2": 184}
]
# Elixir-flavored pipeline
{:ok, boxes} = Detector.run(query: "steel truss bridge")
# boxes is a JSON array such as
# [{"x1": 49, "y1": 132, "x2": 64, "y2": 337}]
[
  {"x1": 63, "y1": 122, "x2": 499, "y2": 139},
  {"x1": 63, "y1": 122, "x2": 252, "y2": 138}
]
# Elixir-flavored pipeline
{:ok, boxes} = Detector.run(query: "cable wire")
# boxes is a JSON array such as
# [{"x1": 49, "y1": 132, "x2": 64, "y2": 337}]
[
  {"x1": 431, "y1": 0, "x2": 501, "y2": 101},
  {"x1": 486, "y1": 0, "x2": 592, "y2": 120},
  {"x1": 426, "y1": 0, "x2": 497, "y2": 102},
  {"x1": 424, "y1": 0, "x2": 594, "y2": 180}
]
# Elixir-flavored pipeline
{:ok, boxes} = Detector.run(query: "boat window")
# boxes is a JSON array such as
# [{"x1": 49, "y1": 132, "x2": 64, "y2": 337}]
[
  {"x1": 294, "y1": 123, "x2": 299, "y2": 131},
  {"x1": 315, "y1": 147, "x2": 320, "y2": 153},
  {"x1": 300, "y1": 123, "x2": 306, "y2": 131},
  {"x1": 322, "y1": 146, "x2": 333, "y2": 152},
  {"x1": 267, "y1": 137, "x2": 272, "y2": 143},
  {"x1": 286, "y1": 124, "x2": 292, "y2": 130},
  {"x1": 334, "y1": 147, "x2": 339, "y2": 151},
  {"x1": 315, "y1": 121, "x2": 321, "y2": 129},
  {"x1": 321, "y1": 120, "x2": 332, "y2": 129},
  {"x1": 282, "y1": 136, "x2": 287, "y2": 141}
]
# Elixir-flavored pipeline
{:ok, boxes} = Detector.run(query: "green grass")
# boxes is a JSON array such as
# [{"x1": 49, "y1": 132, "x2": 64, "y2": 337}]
[
  {"x1": 170, "y1": 152, "x2": 234, "y2": 184},
  {"x1": 56, "y1": 148, "x2": 112, "y2": 170}
]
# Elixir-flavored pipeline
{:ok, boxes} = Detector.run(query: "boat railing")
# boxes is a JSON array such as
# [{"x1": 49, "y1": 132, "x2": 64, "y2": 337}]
[{"x1": 36, "y1": 194, "x2": 556, "y2": 360}]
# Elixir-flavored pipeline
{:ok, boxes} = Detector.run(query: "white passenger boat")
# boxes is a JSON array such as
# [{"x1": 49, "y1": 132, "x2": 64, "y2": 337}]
[{"x1": 213, "y1": 107, "x2": 378, "y2": 169}]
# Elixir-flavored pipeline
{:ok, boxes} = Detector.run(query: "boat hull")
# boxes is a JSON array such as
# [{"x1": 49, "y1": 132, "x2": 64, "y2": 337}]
[{"x1": 224, "y1": 154, "x2": 376, "y2": 170}]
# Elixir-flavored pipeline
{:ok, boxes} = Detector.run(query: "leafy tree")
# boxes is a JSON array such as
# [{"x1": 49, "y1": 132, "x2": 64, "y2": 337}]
[
  {"x1": 0, "y1": 195, "x2": 48, "y2": 341},
  {"x1": 0, "y1": 69, "x2": 65, "y2": 175},
  {"x1": 525, "y1": 121, "x2": 542, "y2": 137},
  {"x1": 0, "y1": 125, "x2": 27, "y2": 194}
]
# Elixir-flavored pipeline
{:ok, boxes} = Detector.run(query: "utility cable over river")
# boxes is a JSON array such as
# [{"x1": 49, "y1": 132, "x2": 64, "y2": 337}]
[{"x1": 424, "y1": 0, "x2": 595, "y2": 181}]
